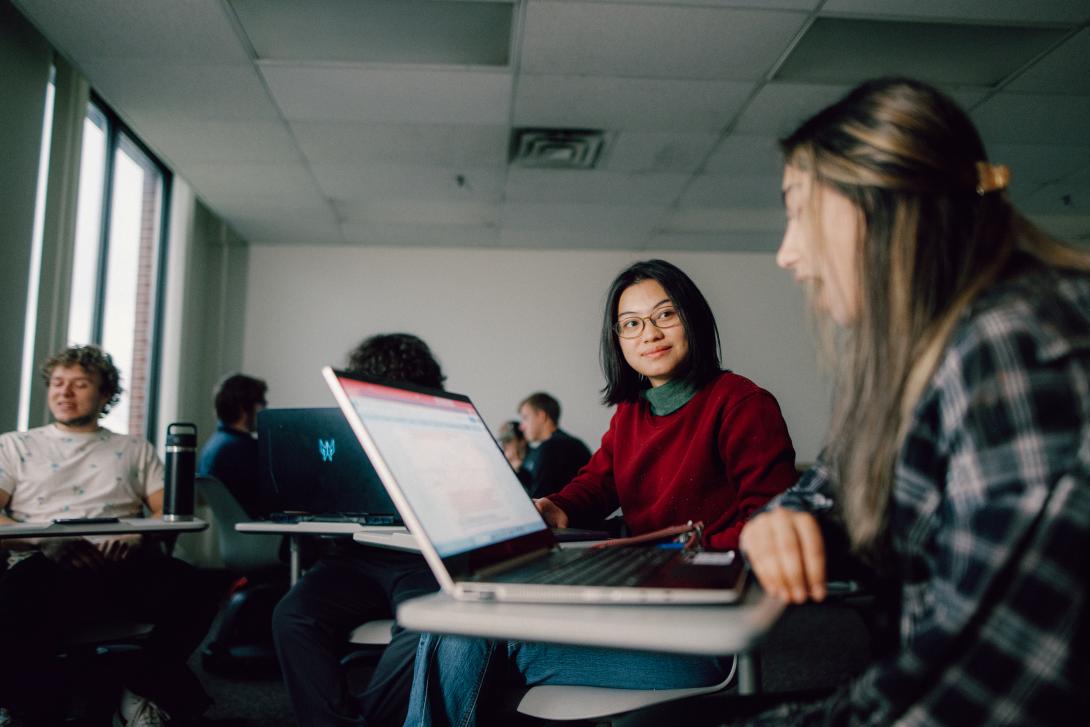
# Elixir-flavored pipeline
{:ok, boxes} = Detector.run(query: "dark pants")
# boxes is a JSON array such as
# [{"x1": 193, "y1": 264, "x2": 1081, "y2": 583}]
[
  {"x1": 0, "y1": 548, "x2": 218, "y2": 723},
  {"x1": 272, "y1": 547, "x2": 438, "y2": 727}
]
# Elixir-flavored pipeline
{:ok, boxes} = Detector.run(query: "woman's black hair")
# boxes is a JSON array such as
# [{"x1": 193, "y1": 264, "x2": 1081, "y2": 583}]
[{"x1": 599, "y1": 259, "x2": 721, "y2": 405}]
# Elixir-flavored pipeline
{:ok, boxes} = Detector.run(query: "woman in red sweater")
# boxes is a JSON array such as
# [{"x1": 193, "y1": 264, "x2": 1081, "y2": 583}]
[{"x1": 404, "y1": 259, "x2": 798, "y2": 727}]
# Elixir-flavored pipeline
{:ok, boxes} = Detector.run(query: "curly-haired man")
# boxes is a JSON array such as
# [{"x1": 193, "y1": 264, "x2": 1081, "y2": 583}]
[{"x1": 0, "y1": 345, "x2": 217, "y2": 726}]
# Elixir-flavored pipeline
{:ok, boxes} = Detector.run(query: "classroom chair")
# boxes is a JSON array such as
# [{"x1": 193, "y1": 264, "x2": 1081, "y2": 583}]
[{"x1": 512, "y1": 656, "x2": 737, "y2": 725}]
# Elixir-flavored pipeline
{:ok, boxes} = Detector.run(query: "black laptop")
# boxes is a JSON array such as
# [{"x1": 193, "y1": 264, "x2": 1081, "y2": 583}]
[{"x1": 257, "y1": 407, "x2": 403, "y2": 526}]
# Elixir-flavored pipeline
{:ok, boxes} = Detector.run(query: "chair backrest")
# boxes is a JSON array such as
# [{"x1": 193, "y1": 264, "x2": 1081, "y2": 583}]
[{"x1": 195, "y1": 475, "x2": 282, "y2": 573}]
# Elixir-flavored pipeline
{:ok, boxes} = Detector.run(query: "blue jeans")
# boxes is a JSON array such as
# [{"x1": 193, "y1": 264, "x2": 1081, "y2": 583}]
[{"x1": 404, "y1": 633, "x2": 732, "y2": 727}]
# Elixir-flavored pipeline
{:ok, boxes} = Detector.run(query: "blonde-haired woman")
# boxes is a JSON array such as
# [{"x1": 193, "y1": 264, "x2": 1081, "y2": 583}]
[{"x1": 739, "y1": 77, "x2": 1090, "y2": 725}]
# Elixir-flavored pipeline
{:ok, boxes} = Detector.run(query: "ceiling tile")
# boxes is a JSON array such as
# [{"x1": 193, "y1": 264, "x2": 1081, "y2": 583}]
[
  {"x1": 132, "y1": 120, "x2": 300, "y2": 165},
  {"x1": 663, "y1": 207, "x2": 784, "y2": 234},
  {"x1": 1020, "y1": 167, "x2": 1090, "y2": 215},
  {"x1": 497, "y1": 227, "x2": 648, "y2": 250},
  {"x1": 340, "y1": 222, "x2": 499, "y2": 247},
  {"x1": 179, "y1": 161, "x2": 319, "y2": 200},
  {"x1": 1023, "y1": 214, "x2": 1090, "y2": 242},
  {"x1": 291, "y1": 122, "x2": 509, "y2": 167},
  {"x1": 987, "y1": 143, "x2": 1090, "y2": 194},
  {"x1": 514, "y1": 74, "x2": 754, "y2": 132},
  {"x1": 578, "y1": 1, "x2": 819, "y2": 9},
  {"x1": 704, "y1": 134, "x2": 784, "y2": 175},
  {"x1": 505, "y1": 168, "x2": 689, "y2": 205},
  {"x1": 647, "y1": 231, "x2": 781, "y2": 252},
  {"x1": 14, "y1": 0, "x2": 249, "y2": 62},
  {"x1": 336, "y1": 199, "x2": 500, "y2": 227},
  {"x1": 600, "y1": 132, "x2": 720, "y2": 174},
  {"x1": 777, "y1": 17, "x2": 1068, "y2": 87},
  {"x1": 680, "y1": 174, "x2": 783, "y2": 208},
  {"x1": 1007, "y1": 27, "x2": 1090, "y2": 95},
  {"x1": 79, "y1": 61, "x2": 282, "y2": 122},
  {"x1": 821, "y1": 0, "x2": 1090, "y2": 24},
  {"x1": 973, "y1": 93, "x2": 1090, "y2": 146},
  {"x1": 313, "y1": 164, "x2": 505, "y2": 203},
  {"x1": 231, "y1": 214, "x2": 344, "y2": 245},
  {"x1": 733, "y1": 82, "x2": 849, "y2": 136},
  {"x1": 521, "y1": 2, "x2": 807, "y2": 80},
  {"x1": 261, "y1": 65, "x2": 512, "y2": 124},
  {"x1": 230, "y1": 0, "x2": 512, "y2": 66},
  {"x1": 208, "y1": 191, "x2": 332, "y2": 223},
  {"x1": 500, "y1": 202, "x2": 667, "y2": 232}
]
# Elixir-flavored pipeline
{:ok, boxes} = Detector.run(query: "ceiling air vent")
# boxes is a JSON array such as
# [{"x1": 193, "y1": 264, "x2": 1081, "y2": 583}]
[{"x1": 510, "y1": 128, "x2": 606, "y2": 170}]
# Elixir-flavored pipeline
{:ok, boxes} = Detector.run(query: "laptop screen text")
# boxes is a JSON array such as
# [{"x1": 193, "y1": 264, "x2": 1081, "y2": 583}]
[{"x1": 340, "y1": 378, "x2": 547, "y2": 557}]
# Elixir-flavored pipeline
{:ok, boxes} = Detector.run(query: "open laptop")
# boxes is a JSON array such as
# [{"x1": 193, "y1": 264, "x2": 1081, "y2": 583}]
[
  {"x1": 257, "y1": 407, "x2": 402, "y2": 526},
  {"x1": 323, "y1": 368, "x2": 747, "y2": 604}
]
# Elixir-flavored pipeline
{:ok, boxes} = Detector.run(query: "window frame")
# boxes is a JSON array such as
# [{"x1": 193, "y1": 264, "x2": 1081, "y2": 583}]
[{"x1": 80, "y1": 93, "x2": 173, "y2": 443}]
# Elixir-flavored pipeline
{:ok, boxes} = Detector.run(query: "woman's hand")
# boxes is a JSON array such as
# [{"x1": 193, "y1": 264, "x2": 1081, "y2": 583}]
[
  {"x1": 534, "y1": 498, "x2": 569, "y2": 528},
  {"x1": 740, "y1": 507, "x2": 826, "y2": 603}
]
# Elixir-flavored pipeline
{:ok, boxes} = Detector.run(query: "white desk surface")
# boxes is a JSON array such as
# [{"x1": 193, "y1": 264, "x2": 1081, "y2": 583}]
[
  {"x1": 236, "y1": 521, "x2": 406, "y2": 536},
  {"x1": 397, "y1": 583, "x2": 784, "y2": 657},
  {"x1": 0, "y1": 517, "x2": 207, "y2": 539},
  {"x1": 352, "y1": 529, "x2": 420, "y2": 552}
]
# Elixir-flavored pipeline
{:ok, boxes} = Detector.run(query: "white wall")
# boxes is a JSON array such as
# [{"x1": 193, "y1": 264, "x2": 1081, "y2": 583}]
[{"x1": 243, "y1": 246, "x2": 832, "y2": 462}]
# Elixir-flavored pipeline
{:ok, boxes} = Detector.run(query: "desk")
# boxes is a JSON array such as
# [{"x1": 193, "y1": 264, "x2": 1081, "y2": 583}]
[
  {"x1": 397, "y1": 584, "x2": 784, "y2": 695},
  {"x1": 235, "y1": 521, "x2": 407, "y2": 583},
  {"x1": 352, "y1": 528, "x2": 418, "y2": 553},
  {"x1": 0, "y1": 517, "x2": 207, "y2": 539}
]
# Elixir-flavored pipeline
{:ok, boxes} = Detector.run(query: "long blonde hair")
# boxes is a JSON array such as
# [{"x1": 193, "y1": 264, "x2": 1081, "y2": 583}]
[{"x1": 782, "y1": 78, "x2": 1090, "y2": 553}]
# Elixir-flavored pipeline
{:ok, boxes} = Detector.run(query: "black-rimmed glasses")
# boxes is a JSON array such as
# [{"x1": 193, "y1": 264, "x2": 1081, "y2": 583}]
[{"x1": 614, "y1": 307, "x2": 681, "y2": 339}]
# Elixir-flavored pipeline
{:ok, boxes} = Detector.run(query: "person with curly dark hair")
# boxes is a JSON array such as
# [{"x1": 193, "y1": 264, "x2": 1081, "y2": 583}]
[
  {"x1": 0, "y1": 345, "x2": 218, "y2": 726},
  {"x1": 272, "y1": 333, "x2": 445, "y2": 727},
  {"x1": 346, "y1": 333, "x2": 446, "y2": 390}
]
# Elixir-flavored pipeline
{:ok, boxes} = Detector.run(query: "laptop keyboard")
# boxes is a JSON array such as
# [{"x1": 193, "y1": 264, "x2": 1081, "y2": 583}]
[
  {"x1": 523, "y1": 547, "x2": 676, "y2": 587},
  {"x1": 268, "y1": 512, "x2": 400, "y2": 526}
]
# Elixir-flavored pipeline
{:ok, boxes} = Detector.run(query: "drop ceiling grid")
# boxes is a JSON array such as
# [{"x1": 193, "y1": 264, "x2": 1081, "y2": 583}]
[
  {"x1": 519, "y1": 1, "x2": 810, "y2": 80},
  {"x1": 259, "y1": 65, "x2": 514, "y2": 124},
  {"x1": 13, "y1": 0, "x2": 250, "y2": 62},
  {"x1": 288, "y1": 121, "x2": 511, "y2": 168}
]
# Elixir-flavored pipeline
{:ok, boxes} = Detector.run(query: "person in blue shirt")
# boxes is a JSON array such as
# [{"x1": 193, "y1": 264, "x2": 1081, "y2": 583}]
[{"x1": 197, "y1": 373, "x2": 267, "y2": 517}]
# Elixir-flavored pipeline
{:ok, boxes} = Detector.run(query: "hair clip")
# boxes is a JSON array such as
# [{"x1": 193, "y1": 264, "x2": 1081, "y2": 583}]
[{"x1": 975, "y1": 162, "x2": 1011, "y2": 195}]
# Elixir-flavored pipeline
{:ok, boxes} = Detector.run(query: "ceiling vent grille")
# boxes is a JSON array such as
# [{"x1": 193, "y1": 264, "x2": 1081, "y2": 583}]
[{"x1": 510, "y1": 128, "x2": 606, "y2": 170}]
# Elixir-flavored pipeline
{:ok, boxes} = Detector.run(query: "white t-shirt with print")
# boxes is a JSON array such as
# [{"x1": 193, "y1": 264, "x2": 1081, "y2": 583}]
[{"x1": 0, "y1": 424, "x2": 164, "y2": 523}]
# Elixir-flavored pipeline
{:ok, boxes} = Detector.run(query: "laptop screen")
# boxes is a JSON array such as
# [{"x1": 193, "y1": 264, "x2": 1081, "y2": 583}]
[
  {"x1": 336, "y1": 376, "x2": 547, "y2": 557},
  {"x1": 257, "y1": 407, "x2": 399, "y2": 517}
]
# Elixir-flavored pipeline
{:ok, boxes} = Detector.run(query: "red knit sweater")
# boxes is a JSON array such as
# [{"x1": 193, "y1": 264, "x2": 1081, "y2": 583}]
[{"x1": 547, "y1": 371, "x2": 798, "y2": 550}]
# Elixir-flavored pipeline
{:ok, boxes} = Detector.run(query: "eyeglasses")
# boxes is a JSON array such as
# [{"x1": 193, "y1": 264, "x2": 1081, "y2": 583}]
[{"x1": 614, "y1": 307, "x2": 681, "y2": 339}]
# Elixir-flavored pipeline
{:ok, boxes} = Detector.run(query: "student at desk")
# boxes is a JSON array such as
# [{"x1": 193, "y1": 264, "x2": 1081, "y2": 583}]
[
  {"x1": 404, "y1": 259, "x2": 798, "y2": 727},
  {"x1": 738, "y1": 78, "x2": 1090, "y2": 725},
  {"x1": 0, "y1": 345, "x2": 217, "y2": 727},
  {"x1": 272, "y1": 333, "x2": 444, "y2": 727}
]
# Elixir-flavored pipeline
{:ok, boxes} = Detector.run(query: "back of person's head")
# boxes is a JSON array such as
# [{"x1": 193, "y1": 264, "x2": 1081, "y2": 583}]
[
  {"x1": 781, "y1": 77, "x2": 1090, "y2": 550},
  {"x1": 599, "y1": 259, "x2": 721, "y2": 406},
  {"x1": 39, "y1": 344, "x2": 123, "y2": 415},
  {"x1": 519, "y1": 392, "x2": 560, "y2": 424},
  {"x1": 496, "y1": 419, "x2": 525, "y2": 446},
  {"x1": 214, "y1": 373, "x2": 268, "y2": 423},
  {"x1": 347, "y1": 333, "x2": 446, "y2": 390}
]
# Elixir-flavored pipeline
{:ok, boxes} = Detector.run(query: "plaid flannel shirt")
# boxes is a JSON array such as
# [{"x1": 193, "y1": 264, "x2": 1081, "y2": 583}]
[{"x1": 742, "y1": 262, "x2": 1090, "y2": 726}]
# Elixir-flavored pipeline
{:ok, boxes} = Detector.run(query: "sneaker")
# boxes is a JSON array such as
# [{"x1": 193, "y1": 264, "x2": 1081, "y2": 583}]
[{"x1": 113, "y1": 697, "x2": 171, "y2": 727}]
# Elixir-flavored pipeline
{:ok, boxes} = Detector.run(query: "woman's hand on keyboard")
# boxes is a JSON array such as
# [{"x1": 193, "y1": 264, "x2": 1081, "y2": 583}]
[
  {"x1": 740, "y1": 507, "x2": 826, "y2": 604},
  {"x1": 534, "y1": 498, "x2": 569, "y2": 528}
]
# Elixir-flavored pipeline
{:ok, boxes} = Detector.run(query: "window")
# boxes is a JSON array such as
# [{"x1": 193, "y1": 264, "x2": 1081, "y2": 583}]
[
  {"x1": 68, "y1": 98, "x2": 170, "y2": 438},
  {"x1": 17, "y1": 66, "x2": 57, "y2": 431}
]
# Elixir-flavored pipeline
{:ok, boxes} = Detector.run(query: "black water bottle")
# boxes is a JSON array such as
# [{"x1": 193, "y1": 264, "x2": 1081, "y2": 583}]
[{"x1": 164, "y1": 422, "x2": 197, "y2": 521}]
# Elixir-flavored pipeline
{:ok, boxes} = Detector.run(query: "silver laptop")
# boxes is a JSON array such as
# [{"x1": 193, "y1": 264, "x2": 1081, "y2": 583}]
[{"x1": 323, "y1": 367, "x2": 747, "y2": 604}]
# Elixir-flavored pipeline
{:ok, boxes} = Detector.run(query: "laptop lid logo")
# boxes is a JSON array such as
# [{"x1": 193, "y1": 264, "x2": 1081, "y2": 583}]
[{"x1": 318, "y1": 438, "x2": 336, "y2": 462}]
